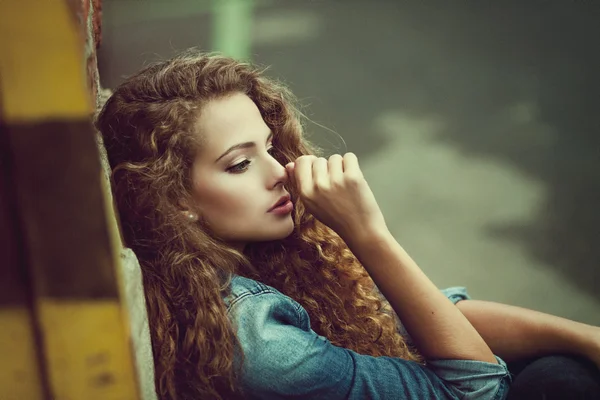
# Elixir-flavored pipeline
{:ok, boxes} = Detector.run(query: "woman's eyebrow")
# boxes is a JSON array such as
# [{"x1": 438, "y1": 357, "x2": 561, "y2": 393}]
[{"x1": 214, "y1": 131, "x2": 273, "y2": 163}]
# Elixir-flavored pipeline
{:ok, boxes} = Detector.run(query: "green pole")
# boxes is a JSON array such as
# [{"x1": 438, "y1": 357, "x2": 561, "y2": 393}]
[{"x1": 212, "y1": 0, "x2": 253, "y2": 60}]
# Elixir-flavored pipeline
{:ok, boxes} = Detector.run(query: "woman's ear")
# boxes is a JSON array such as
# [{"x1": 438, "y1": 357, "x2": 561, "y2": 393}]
[
  {"x1": 178, "y1": 198, "x2": 200, "y2": 222},
  {"x1": 183, "y1": 211, "x2": 199, "y2": 222}
]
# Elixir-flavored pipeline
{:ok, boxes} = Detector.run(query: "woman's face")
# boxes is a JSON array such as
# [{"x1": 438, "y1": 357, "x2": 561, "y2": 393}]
[{"x1": 187, "y1": 92, "x2": 294, "y2": 250}]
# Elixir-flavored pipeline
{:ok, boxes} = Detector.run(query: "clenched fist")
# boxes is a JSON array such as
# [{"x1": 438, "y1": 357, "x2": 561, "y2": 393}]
[{"x1": 285, "y1": 153, "x2": 388, "y2": 242}]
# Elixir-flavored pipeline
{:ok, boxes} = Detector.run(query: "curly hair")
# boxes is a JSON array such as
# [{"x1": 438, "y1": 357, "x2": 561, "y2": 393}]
[{"x1": 95, "y1": 50, "x2": 422, "y2": 400}]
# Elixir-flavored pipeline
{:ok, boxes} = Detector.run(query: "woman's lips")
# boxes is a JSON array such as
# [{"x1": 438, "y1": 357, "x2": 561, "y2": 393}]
[
  {"x1": 268, "y1": 194, "x2": 291, "y2": 212},
  {"x1": 268, "y1": 199, "x2": 293, "y2": 215}
]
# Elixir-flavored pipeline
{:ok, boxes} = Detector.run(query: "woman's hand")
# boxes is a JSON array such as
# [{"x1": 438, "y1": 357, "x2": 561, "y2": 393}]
[
  {"x1": 285, "y1": 153, "x2": 388, "y2": 242},
  {"x1": 287, "y1": 156, "x2": 498, "y2": 364},
  {"x1": 586, "y1": 326, "x2": 600, "y2": 371}
]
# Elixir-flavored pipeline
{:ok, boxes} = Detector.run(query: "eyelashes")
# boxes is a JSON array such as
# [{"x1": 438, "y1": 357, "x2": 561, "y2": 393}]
[{"x1": 227, "y1": 147, "x2": 278, "y2": 173}]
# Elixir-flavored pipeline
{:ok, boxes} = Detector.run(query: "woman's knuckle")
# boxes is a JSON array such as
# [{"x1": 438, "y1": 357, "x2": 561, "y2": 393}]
[
  {"x1": 298, "y1": 154, "x2": 314, "y2": 162},
  {"x1": 312, "y1": 177, "x2": 325, "y2": 190},
  {"x1": 318, "y1": 182, "x2": 331, "y2": 193},
  {"x1": 345, "y1": 174, "x2": 361, "y2": 185},
  {"x1": 331, "y1": 179, "x2": 343, "y2": 190},
  {"x1": 300, "y1": 187, "x2": 313, "y2": 199}
]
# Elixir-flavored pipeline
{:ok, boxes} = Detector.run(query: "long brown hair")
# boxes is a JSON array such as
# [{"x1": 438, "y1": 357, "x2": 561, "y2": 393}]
[{"x1": 96, "y1": 50, "x2": 421, "y2": 400}]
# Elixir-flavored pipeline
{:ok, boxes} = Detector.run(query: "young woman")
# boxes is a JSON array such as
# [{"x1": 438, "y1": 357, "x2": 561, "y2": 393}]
[{"x1": 96, "y1": 50, "x2": 600, "y2": 400}]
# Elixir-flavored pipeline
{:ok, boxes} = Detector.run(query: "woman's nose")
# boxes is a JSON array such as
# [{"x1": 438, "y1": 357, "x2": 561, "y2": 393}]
[
  {"x1": 274, "y1": 162, "x2": 288, "y2": 184},
  {"x1": 269, "y1": 157, "x2": 289, "y2": 188}
]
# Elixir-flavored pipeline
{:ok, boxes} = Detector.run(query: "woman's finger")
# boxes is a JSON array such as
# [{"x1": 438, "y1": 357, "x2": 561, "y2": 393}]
[
  {"x1": 294, "y1": 155, "x2": 316, "y2": 197},
  {"x1": 343, "y1": 152, "x2": 362, "y2": 179},
  {"x1": 285, "y1": 162, "x2": 295, "y2": 189},
  {"x1": 312, "y1": 157, "x2": 329, "y2": 189},
  {"x1": 328, "y1": 154, "x2": 344, "y2": 184}
]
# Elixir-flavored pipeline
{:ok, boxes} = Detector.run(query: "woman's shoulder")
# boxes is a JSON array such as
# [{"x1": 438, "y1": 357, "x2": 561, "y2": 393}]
[{"x1": 223, "y1": 275, "x2": 287, "y2": 310}]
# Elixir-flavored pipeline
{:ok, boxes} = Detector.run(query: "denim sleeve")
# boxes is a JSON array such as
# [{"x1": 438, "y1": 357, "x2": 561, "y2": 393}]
[
  {"x1": 440, "y1": 286, "x2": 472, "y2": 305},
  {"x1": 228, "y1": 291, "x2": 510, "y2": 400}
]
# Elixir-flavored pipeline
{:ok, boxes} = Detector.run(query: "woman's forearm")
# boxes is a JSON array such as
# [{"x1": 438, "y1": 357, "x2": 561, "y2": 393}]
[
  {"x1": 346, "y1": 229, "x2": 497, "y2": 363},
  {"x1": 456, "y1": 299, "x2": 596, "y2": 362}
]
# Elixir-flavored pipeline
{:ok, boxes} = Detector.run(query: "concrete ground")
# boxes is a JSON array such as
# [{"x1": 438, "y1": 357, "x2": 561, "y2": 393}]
[{"x1": 99, "y1": 1, "x2": 600, "y2": 325}]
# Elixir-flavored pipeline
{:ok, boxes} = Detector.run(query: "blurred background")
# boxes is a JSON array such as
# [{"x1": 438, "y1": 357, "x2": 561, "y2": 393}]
[{"x1": 98, "y1": 0, "x2": 600, "y2": 325}]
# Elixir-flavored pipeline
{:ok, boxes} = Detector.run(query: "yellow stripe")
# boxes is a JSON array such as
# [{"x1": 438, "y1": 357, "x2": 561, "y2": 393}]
[
  {"x1": 38, "y1": 299, "x2": 139, "y2": 399},
  {"x1": 0, "y1": 308, "x2": 44, "y2": 400},
  {"x1": 0, "y1": 0, "x2": 91, "y2": 123},
  {"x1": 1, "y1": 1, "x2": 141, "y2": 399}
]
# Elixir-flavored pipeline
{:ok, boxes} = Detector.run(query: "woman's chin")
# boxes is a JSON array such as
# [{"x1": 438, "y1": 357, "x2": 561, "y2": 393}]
[{"x1": 267, "y1": 217, "x2": 295, "y2": 241}]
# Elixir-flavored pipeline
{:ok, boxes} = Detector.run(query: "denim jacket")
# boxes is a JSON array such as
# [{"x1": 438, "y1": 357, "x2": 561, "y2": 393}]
[{"x1": 224, "y1": 275, "x2": 511, "y2": 399}]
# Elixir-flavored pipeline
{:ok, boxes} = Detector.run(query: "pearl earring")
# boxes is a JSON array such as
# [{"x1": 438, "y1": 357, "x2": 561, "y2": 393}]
[{"x1": 188, "y1": 213, "x2": 196, "y2": 220}]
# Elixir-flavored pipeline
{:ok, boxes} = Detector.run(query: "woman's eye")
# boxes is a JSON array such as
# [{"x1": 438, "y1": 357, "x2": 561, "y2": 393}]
[
  {"x1": 227, "y1": 148, "x2": 277, "y2": 174},
  {"x1": 227, "y1": 160, "x2": 250, "y2": 173}
]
